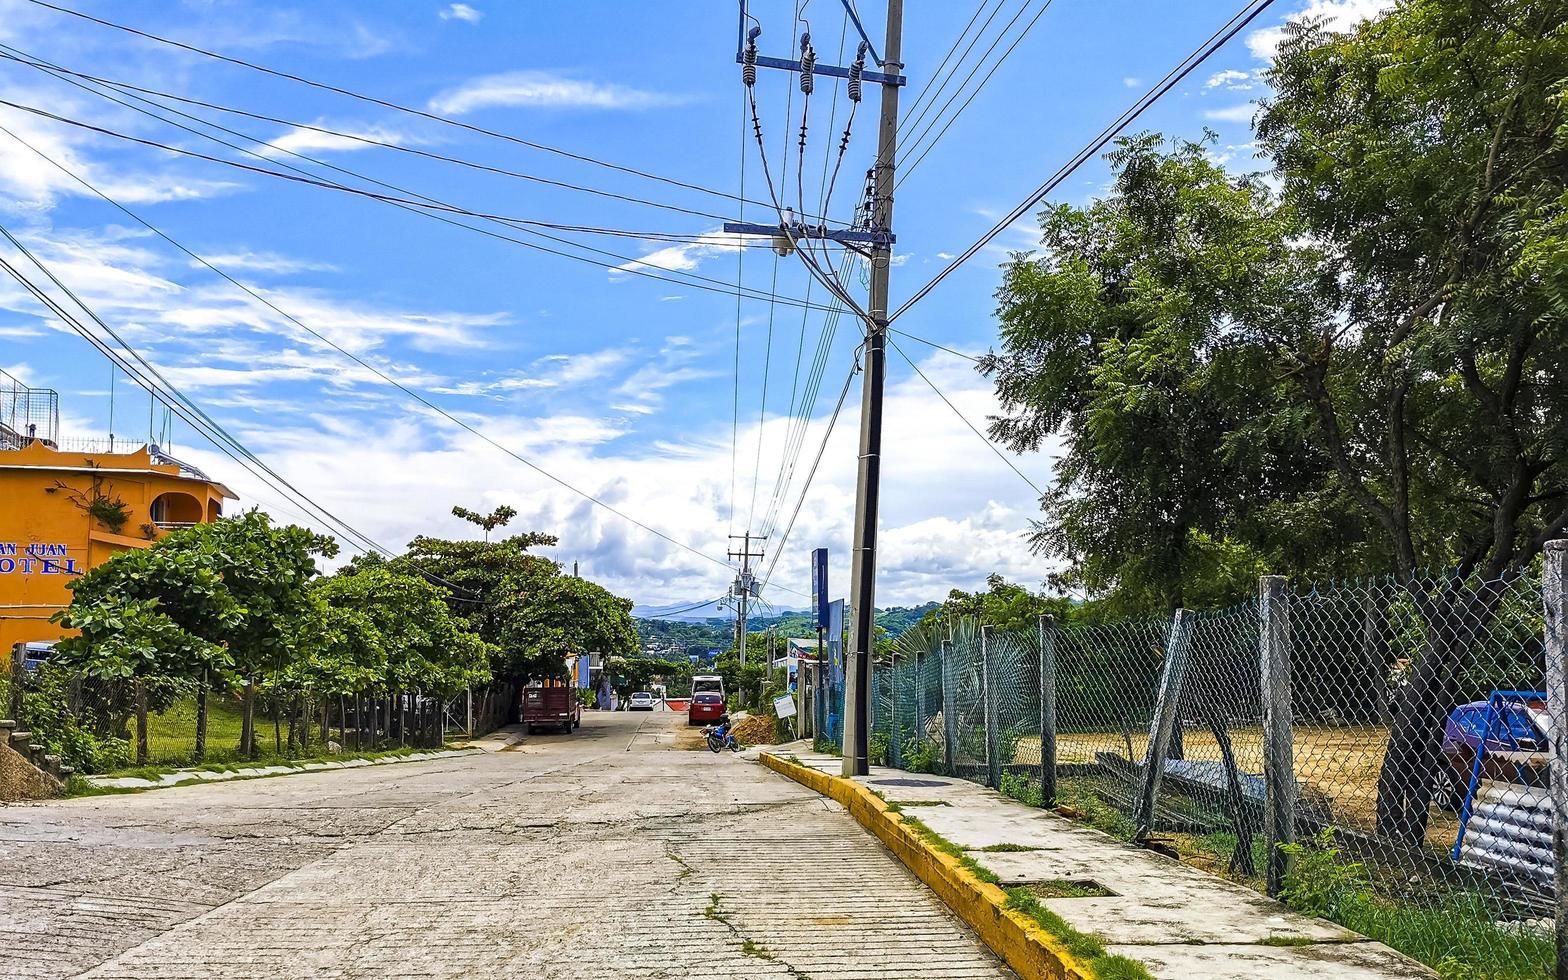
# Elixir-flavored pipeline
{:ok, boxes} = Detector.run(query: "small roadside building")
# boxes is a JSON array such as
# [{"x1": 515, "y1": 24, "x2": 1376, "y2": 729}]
[{"x1": 0, "y1": 370, "x2": 235, "y2": 653}]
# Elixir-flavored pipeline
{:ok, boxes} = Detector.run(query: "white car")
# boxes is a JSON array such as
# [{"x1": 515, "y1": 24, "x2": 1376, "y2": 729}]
[{"x1": 627, "y1": 692, "x2": 657, "y2": 711}]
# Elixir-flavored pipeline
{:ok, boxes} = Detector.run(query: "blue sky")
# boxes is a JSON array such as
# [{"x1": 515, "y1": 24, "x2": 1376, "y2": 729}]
[{"x1": 0, "y1": 0, "x2": 1387, "y2": 609}]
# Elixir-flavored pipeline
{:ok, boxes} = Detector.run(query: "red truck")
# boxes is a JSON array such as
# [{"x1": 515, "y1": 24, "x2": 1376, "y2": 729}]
[{"x1": 521, "y1": 685, "x2": 581, "y2": 735}]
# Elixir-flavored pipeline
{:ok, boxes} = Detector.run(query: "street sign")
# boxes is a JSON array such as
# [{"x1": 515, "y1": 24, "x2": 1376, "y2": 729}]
[
  {"x1": 689, "y1": 653, "x2": 699, "y2": 664},
  {"x1": 773, "y1": 694, "x2": 797, "y2": 719},
  {"x1": 707, "y1": 648, "x2": 721, "y2": 660},
  {"x1": 812, "y1": 548, "x2": 829, "y2": 629}
]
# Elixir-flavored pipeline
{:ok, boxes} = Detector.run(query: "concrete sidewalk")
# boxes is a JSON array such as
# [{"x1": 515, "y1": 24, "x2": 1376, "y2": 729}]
[{"x1": 764, "y1": 747, "x2": 1435, "y2": 979}]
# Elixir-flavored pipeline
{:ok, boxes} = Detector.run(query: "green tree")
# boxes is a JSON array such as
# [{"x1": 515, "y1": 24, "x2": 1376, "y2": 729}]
[
  {"x1": 53, "y1": 538, "x2": 243, "y2": 762},
  {"x1": 451, "y1": 504, "x2": 520, "y2": 542},
  {"x1": 157, "y1": 510, "x2": 338, "y2": 756},
  {"x1": 500, "y1": 573, "x2": 638, "y2": 684},
  {"x1": 985, "y1": 0, "x2": 1568, "y2": 843}
]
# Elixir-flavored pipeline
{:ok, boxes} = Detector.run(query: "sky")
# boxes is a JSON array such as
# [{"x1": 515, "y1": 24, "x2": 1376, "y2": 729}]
[{"x1": 0, "y1": 0, "x2": 1391, "y2": 613}]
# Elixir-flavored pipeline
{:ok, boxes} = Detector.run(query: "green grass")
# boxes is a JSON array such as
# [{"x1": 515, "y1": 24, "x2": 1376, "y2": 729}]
[
  {"x1": 1023, "y1": 880, "x2": 1114, "y2": 899},
  {"x1": 1259, "y1": 936, "x2": 1313, "y2": 947},
  {"x1": 898, "y1": 814, "x2": 1001, "y2": 885},
  {"x1": 740, "y1": 939, "x2": 775, "y2": 960},
  {"x1": 72, "y1": 745, "x2": 464, "y2": 795},
  {"x1": 1330, "y1": 891, "x2": 1551, "y2": 980},
  {"x1": 977, "y1": 842, "x2": 1044, "y2": 853},
  {"x1": 1003, "y1": 887, "x2": 1155, "y2": 980}
]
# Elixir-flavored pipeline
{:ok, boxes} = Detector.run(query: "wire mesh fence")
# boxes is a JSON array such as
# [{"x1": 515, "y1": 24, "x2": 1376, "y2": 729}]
[{"x1": 853, "y1": 546, "x2": 1567, "y2": 978}]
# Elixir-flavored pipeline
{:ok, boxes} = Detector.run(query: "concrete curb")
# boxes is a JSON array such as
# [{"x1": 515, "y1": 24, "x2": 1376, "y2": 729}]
[
  {"x1": 86, "y1": 746, "x2": 480, "y2": 791},
  {"x1": 761, "y1": 752, "x2": 1094, "y2": 980}
]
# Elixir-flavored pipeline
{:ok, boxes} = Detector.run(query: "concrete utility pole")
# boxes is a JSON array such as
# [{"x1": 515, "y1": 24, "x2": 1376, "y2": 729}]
[
  {"x1": 729, "y1": 533, "x2": 765, "y2": 669},
  {"x1": 842, "y1": 0, "x2": 903, "y2": 778}
]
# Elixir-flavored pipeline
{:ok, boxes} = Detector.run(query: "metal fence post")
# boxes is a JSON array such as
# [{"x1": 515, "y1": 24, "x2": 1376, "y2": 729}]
[
  {"x1": 890, "y1": 658, "x2": 903, "y2": 768},
  {"x1": 915, "y1": 650, "x2": 925, "y2": 752},
  {"x1": 983, "y1": 625, "x2": 1001, "y2": 788},
  {"x1": 1039, "y1": 614, "x2": 1058, "y2": 806},
  {"x1": 1135, "y1": 608, "x2": 1194, "y2": 839},
  {"x1": 1543, "y1": 539, "x2": 1567, "y2": 980},
  {"x1": 8, "y1": 643, "x2": 24, "y2": 722},
  {"x1": 940, "y1": 636, "x2": 957, "y2": 773},
  {"x1": 1261, "y1": 574, "x2": 1298, "y2": 897}
]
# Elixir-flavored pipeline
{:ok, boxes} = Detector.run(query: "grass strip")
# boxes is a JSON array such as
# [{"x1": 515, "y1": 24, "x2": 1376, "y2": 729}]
[{"x1": 1003, "y1": 887, "x2": 1154, "y2": 980}]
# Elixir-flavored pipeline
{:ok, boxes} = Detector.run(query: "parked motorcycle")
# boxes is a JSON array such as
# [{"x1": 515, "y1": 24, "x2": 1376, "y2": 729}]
[{"x1": 703, "y1": 714, "x2": 740, "y2": 753}]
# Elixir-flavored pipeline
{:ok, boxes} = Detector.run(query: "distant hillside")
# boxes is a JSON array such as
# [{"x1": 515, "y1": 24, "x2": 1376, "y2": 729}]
[{"x1": 634, "y1": 601, "x2": 939, "y2": 655}]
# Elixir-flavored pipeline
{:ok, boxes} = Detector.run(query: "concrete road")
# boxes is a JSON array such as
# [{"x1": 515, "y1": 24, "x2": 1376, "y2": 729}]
[{"x1": 0, "y1": 710, "x2": 1012, "y2": 979}]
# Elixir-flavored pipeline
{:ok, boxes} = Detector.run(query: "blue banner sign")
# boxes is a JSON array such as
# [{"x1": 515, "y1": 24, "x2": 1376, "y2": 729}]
[{"x1": 812, "y1": 547, "x2": 829, "y2": 629}]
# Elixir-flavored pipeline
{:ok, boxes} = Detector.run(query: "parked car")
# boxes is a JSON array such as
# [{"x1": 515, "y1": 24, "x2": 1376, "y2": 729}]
[
  {"x1": 520, "y1": 685, "x2": 581, "y2": 735},
  {"x1": 689, "y1": 691, "x2": 725, "y2": 726},
  {"x1": 627, "y1": 692, "x2": 657, "y2": 711},
  {"x1": 1437, "y1": 696, "x2": 1548, "y2": 811}
]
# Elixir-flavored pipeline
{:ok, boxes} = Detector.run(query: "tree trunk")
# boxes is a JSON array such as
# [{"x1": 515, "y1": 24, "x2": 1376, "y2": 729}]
[
  {"x1": 320, "y1": 701, "x2": 329, "y2": 746},
  {"x1": 134, "y1": 681, "x2": 149, "y2": 765},
  {"x1": 194, "y1": 676, "x2": 208, "y2": 764},
  {"x1": 272, "y1": 693, "x2": 282, "y2": 756},
  {"x1": 1373, "y1": 583, "x2": 1502, "y2": 845},
  {"x1": 286, "y1": 697, "x2": 299, "y2": 755},
  {"x1": 241, "y1": 678, "x2": 256, "y2": 759},
  {"x1": 398, "y1": 688, "x2": 406, "y2": 748}
]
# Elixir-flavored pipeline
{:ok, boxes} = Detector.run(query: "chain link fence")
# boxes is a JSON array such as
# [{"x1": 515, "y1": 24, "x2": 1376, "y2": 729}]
[{"x1": 852, "y1": 544, "x2": 1567, "y2": 979}]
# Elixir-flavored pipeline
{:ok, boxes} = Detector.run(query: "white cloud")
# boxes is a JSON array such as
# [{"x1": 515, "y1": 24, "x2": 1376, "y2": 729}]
[
  {"x1": 432, "y1": 348, "x2": 631, "y2": 397},
  {"x1": 1204, "y1": 69, "x2": 1254, "y2": 91},
  {"x1": 1203, "y1": 102, "x2": 1259, "y2": 124},
  {"x1": 429, "y1": 71, "x2": 685, "y2": 114},
  {"x1": 256, "y1": 122, "x2": 416, "y2": 157},
  {"x1": 169, "y1": 347, "x2": 1057, "y2": 608},
  {"x1": 614, "y1": 230, "x2": 745, "y2": 275},
  {"x1": 1247, "y1": 0, "x2": 1394, "y2": 60},
  {"x1": 192, "y1": 251, "x2": 337, "y2": 275},
  {"x1": 1122, "y1": 77, "x2": 1141, "y2": 88},
  {"x1": 439, "y1": 4, "x2": 483, "y2": 23}
]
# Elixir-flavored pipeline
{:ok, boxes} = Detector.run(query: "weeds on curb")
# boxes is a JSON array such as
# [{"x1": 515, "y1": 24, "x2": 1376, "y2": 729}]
[
  {"x1": 1003, "y1": 888, "x2": 1154, "y2": 980},
  {"x1": 898, "y1": 814, "x2": 1001, "y2": 886}
]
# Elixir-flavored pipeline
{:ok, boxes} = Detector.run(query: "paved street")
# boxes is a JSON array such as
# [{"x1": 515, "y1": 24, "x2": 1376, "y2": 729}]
[{"x1": 0, "y1": 711, "x2": 1012, "y2": 979}]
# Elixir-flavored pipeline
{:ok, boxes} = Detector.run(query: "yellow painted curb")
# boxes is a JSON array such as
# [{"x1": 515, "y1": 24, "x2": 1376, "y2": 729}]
[{"x1": 761, "y1": 752, "x2": 1096, "y2": 980}]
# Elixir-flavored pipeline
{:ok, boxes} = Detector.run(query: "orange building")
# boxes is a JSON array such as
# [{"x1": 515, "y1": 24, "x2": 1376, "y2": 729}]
[{"x1": 1, "y1": 370, "x2": 234, "y2": 653}]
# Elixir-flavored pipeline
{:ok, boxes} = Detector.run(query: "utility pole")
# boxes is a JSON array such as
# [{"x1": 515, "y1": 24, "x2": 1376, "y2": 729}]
[
  {"x1": 728, "y1": 533, "x2": 765, "y2": 670},
  {"x1": 842, "y1": 0, "x2": 903, "y2": 778}
]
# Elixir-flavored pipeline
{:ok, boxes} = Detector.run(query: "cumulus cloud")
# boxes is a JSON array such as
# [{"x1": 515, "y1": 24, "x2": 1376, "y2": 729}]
[
  {"x1": 1247, "y1": 0, "x2": 1394, "y2": 59},
  {"x1": 613, "y1": 230, "x2": 746, "y2": 275},
  {"x1": 439, "y1": 4, "x2": 483, "y2": 23},
  {"x1": 1204, "y1": 69, "x2": 1254, "y2": 91},
  {"x1": 429, "y1": 71, "x2": 685, "y2": 114}
]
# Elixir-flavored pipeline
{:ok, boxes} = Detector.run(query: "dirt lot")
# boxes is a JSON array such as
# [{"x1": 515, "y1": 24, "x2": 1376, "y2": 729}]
[{"x1": 1044, "y1": 724, "x2": 1461, "y2": 850}]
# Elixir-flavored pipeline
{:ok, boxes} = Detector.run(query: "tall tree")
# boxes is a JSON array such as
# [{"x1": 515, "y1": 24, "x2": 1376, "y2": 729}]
[{"x1": 985, "y1": 0, "x2": 1568, "y2": 843}]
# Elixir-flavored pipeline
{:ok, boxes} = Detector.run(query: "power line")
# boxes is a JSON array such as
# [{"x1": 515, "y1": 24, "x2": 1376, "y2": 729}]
[
  {"x1": 20, "y1": 0, "x2": 826, "y2": 219},
  {"x1": 898, "y1": 0, "x2": 997, "y2": 134},
  {"x1": 757, "y1": 359, "x2": 859, "y2": 595},
  {"x1": 0, "y1": 121, "x2": 736, "y2": 572},
  {"x1": 891, "y1": 0, "x2": 1283, "y2": 322},
  {"x1": 896, "y1": 0, "x2": 1056, "y2": 186},
  {"x1": 0, "y1": 97, "x2": 842, "y2": 312},
  {"x1": 890, "y1": 328, "x2": 981, "y2": 362},
  {"x1": 895, "y1": 0, "x2": 1009, "y2": 143},
  {"x1": 888, "y1": 337, "x2": 1044, "y2": 497},
  {"x1": 0, "y1": 48, "x2": 758, "y2": 227}
]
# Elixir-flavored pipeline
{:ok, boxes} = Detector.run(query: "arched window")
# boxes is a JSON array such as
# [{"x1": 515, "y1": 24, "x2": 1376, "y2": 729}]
[{"x1": 150, "y1": 491, "x2": 203, "y2": 528}]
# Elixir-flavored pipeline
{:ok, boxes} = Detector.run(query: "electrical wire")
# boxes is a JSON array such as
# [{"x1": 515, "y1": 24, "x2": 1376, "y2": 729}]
[
  {"x1": 890, "y1": 328, "x2": 981, "y2": 362},
  {"x1": 0, "y1": 96, "x2": 840, "y2": 315},
  {"x1": 756, "y1": 358, "x2": 859, "y2": 595},
  {"x1": 895, "y1": 0, "x2": 1012, "y2": 144},
  {"x1": 0, "y1": 97, "x2": 841, "y2": 312},
  {"x1": 891, "y1": 0, "x2": 1283, "y2": 322},
  {"x1": 898, "y1": 0, "x2": 996, "y2": 134},
  {"x1": 0, "y1": 239, "x2": 404, "y2": 568},
  {"x1": 0, "y1": 49, "x2": 757, "y2": 227},
  {"x1": 897, "y1": 0, "x2": 1056, "y2": 187},
  {"x1": 0, "y1": 121, "x2": 736, "y2": 571},
  {"x1": 20, "y1": 0, "x2": 830, "y2": 219},
  {"x1": 888, "y1": 337, "x2": 1044, "y2": 497}
]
